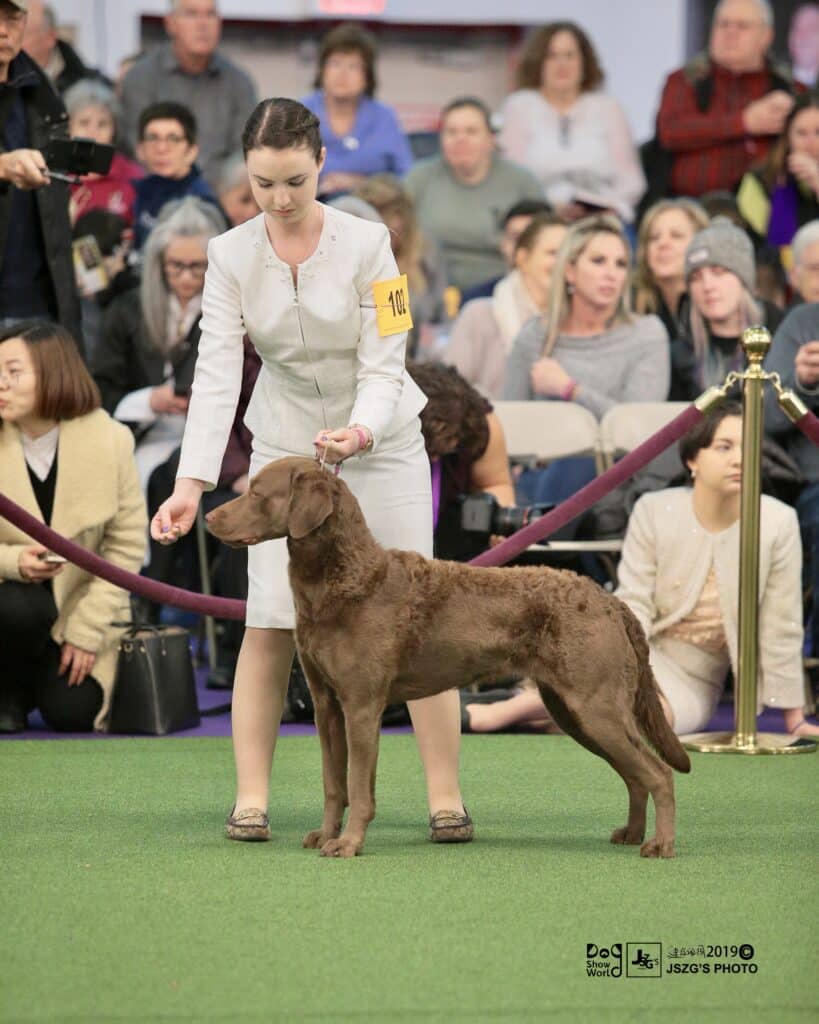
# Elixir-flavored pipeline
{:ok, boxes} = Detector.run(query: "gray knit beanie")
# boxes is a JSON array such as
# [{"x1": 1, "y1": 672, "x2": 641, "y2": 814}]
[{"x1": 684, "y1": 217, "x2": 756, "y2": 293}]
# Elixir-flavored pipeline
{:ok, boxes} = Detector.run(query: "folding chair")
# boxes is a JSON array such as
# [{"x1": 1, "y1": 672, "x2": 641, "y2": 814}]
[{"x1": 598, "y1": 402, "x2": 690, "y2": 470}]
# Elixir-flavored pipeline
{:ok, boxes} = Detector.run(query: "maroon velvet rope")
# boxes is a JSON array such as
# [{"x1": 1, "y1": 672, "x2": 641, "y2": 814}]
[
  {"x1": 0, "y1": 402, "x2": 708, "y2": 619},
  {"x1": 795, "y1": 408, "x2": 819, "y2": 449}
]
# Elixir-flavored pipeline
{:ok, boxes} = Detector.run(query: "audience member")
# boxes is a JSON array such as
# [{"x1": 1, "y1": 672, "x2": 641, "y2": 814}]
[
  {"x1": 405, "y1": 97, "x2": 544, "y2": 293},
  {"x1": 132, "y1": 101, "x2": 220, "y2": 249},
  {"x1": 499, "y1": 21, "x2": 644, "y2": 223},
  {"x1": 764, "y1": 303, "x2": 819, "y2": 662},
  {"x1": 617, "y1": 403, "x2": 816, "y2": 736},
  {"x1": 302, "y1": 23, "x2": 413, "y2": 196},
  {"x1": 789, "y1": 3, "x2": 819, "y2": 86},
  {"x1": 215, "y1": 150, "x2": 258, "y2": 226},
  {"x1": 738, "y1": 92, "x2": 819, "y2": 245},
  {"x1": 21, "y1": 0, "x2": 109, "y2": 95},
  {"x1": 120, "y1": 0, "x2": 257, "y2": 190},
  {"x1": 0, "y1": 320, "x2": 146, "y2": 733},
  {"x1": 633, "y1": 198, "x2": 710, "y2": 339},
  {"x1": 657, "y1": 0, "x2": 799, "y2": 197},
  {"x1": 788, "y1": 220, "x2": 819, "y2": 302},
  {"x1": 92, "y1": 196, "x2": 225, "y2": 488},
  {"x1": 0, "y1": 0, "x2": 81, "y2": 347},
  {"x1": 459, "y1": 199, "x2": 552, "y2": 304},
  {"x1": 355, "y1": 173, "x2": 448, "y2": 357},
  {"x1": 670, "y1": 217, "x2": 782, "y2": 400},
  {"x1": 446, "y1": 213, "x2": 567, "y2": 398},
  {"x1": 64, "y1": 79, "x2": 143, "y2": 226}
]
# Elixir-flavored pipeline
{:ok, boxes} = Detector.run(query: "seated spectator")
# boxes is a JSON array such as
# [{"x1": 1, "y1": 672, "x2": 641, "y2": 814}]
[
  {"x1": 302, "y1": 23, "x2": 413, "y2": 197},
  {"x1": 215, "y1": 150, "x2": 258, "y2": 226},
  {"x1": 0, "y1": 320, "x2": 146, "y2": 733},
  {"x1": 405, "y1": 97, "x2": 545, "y2": 293},
  {"x1": 670, "y1": 217, "x2": 782, "y2": 400},
  {"x1": 119, "y1": 0, "x2": 257, "y2": 190},
  {"x1": 466, "y1": 403, "x2": 818, "y2": 737},
  {"x1": 633, "y1": 198, "x2": 710, "y2": 339},
  {"x1": 92, "y1": 196, "x2": 226, "y2": 489},
  {"x1": 460, "y1": 198, "x2": 552, "y2": 304},
  {"x1": 22, "y1": 0, "x2": 110, "y2": 95},
  {"x1": 355, "y1": 173, "x2": 448, "y2": 358},
  {"x1": 446, "y1": 213, "x2": 567, "y2": 397},
  {"x1": 788, "y1": 219, "x2": 819, "y2": 302},
  {"x1": 499, "y1": 21, "x2": 645, "y2": 223},
  {"x1": 407, "y1": 361, "x2": 515, "y2": 562},
  {"x1": 132, "y1": 101, "x2": 220, "y2": 249},
  {"x1": 64, "y1": 79, "x2": 143, "y2": 226},
  {"x1": 789, "y1": 3, "x2": 819, "y2": 87},
  {"x1": 738, "y1": 92, "x2": 819, "y2": 244},
  {"x1": 764, "y1": 303, "x2": 819, "y2": 665},
  {"x1": 657, "y1": 0, "x2": 799, "y2": 197}
]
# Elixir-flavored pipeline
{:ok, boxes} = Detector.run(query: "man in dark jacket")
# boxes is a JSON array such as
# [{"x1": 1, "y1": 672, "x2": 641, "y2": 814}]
[
  {"x1": 0, "y1": 0, "x2": 81, "y2": 349},
  {"x1": 21, "y1": 1, "x2": 110, "y2": 95}
]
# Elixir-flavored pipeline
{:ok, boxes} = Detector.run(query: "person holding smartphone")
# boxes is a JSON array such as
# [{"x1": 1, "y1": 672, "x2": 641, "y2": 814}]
[{"x1": 0, "y1": 320, "x2": 146, "y2": 733}]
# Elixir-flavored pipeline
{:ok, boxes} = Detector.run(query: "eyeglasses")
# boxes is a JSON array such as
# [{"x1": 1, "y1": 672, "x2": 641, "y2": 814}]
[
  {"x1": 164, "y1": 259, "x2": 208, "y2": 278},
  {"x1": 142, "y1": 133, "x2": 188, "y2": 147},
  {"x1": 0, "y1": 368, "x2": 32, "y2": 388}
]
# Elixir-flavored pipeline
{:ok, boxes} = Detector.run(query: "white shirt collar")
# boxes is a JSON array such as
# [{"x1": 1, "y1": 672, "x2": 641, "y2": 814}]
[{"x1": 21, "y1": 424, "x2": 60, "y2": 483}]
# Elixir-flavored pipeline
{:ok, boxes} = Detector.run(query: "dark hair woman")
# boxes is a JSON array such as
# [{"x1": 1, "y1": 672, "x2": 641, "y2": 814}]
[{"x1": 150, "y1": 97, "x2": 471, "y2": 848}]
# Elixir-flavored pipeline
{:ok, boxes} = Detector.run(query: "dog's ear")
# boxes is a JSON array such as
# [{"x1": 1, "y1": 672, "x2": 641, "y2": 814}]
[{"x1": 288, "y1": 469, "x2": 334, "y2": 540}]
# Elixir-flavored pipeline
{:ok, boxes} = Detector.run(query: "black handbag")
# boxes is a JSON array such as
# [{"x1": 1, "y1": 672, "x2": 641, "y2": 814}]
[{"x1": 109, "y1": 625, "x2": 200, "y2": 735}]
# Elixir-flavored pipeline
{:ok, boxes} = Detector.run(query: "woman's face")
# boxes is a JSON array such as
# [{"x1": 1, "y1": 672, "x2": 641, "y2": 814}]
[
  {"x1": 788, "y1": 106, "x2": 819, "y2": 163},
  {"x1": 688, "y1": 265, "x2": 744, "y2": 326},
  {"x1": 687, "y1": 415, "x2": 742, "y2": 499},
  {"x1": 517, "y1": 224, "x2": 567, "y2": 292},
  {"x1": 321, "y1": 48, "x2": 368, "y2": 103},
  {"x1": 565, "y1": 232, "x2": 629, "y2": 312},
  {"x1": 70, "y1": 103, "x2": 115, "y2": 146},
  {"x1": 540, "y1": 29, "x2": 584, "y2": 96},
  {"x1": 220, "y1": 181, "x2": 259, "y2": 226},
  {"x1": 246, "y1": 144, "x2": 325, "y2": 226},
  {"x1": 163, "y1": 235, "x2": 209, "y2": 304},
  {"x1": 0, "y1": 337, "x2": 38, "y2": 427},
  {"x1": 440, "y1": 106, "x2": 495, "y2": 180},
  {"x1": 646, "y1": 208, "x2": 698, "y2": 283}
]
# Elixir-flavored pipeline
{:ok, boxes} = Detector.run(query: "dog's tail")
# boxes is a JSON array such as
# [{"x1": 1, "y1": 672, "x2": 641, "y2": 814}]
[{"x1": 619, "y1": 601, "x2": 691, "y2": 774}]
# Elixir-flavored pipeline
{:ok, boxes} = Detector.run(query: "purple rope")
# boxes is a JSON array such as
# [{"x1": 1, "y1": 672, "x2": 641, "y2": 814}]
[
  {"x1": 0, "y1": 403, "x2": 703, "y2": 615},
  {"x1": 468, "y1": 403, "x2": 703, "y2": 568}
]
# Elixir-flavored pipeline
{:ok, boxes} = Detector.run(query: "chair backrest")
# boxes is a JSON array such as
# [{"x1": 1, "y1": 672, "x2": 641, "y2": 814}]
[
  {"x1": 492, "y1": 400, "x2": 600, "y2": 462},
  {"x1": 598, "y1": 402, "x2": 689, "y2": 467}
]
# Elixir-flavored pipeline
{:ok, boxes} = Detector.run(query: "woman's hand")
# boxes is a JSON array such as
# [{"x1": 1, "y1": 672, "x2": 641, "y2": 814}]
[
  {"x1": 313, "y1": 428, "x2": 365, "y2": 466},
  {"x1": 150, "y1": 384, "x2": 189, "y2": 416},
  {"x1": 150, "y1": 478, "x2": 206, "y2": 544},
  {"x1": 18, "y1": 546, "x2": 64, "y2": 582},
  {"x1": 59, "y1": 643, "x2": 96, "y2": 686},
  {"x1": 231, "y1": 473, "x2": 250, "y2": 494},
  {"x1": 530, "y1": 357, "x2": 573, "y2": 398},
  {"x1": 788, "y1": 152, "x2": 819, "y2": 194}
]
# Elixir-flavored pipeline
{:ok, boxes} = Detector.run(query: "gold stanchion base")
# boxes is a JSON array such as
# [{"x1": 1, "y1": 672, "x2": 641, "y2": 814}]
[{"x1": 682, "y1": 730, "x2": 817, "y2": 754}]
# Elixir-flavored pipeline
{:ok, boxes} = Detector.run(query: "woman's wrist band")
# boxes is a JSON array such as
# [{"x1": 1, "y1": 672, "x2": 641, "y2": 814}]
[
  {"x1": 348, "y1": 424, "x2": 373, "y2": 454},
  {"x1": 560, "y1": 379, "x2": 577, "y2": 402}
]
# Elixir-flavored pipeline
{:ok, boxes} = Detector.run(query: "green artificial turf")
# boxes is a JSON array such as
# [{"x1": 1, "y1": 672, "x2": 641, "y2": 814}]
[{"x1": 1, "y1": 735, "x2": 816, "y2": 1023}]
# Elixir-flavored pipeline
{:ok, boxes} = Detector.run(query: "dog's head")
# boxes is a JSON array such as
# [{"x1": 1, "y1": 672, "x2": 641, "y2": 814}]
[{"x1": 206, "y1": 457, "x2": 336, "y2": 547}]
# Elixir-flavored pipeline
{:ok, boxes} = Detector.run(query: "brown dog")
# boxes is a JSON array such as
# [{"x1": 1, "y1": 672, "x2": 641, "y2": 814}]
[{"x1": 207, "y1": 456, "x2": 691, "y2": 859}]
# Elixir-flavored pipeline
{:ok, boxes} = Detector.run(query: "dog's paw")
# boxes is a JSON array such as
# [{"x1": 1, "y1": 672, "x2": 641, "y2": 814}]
[
  {"x1": 610, "y1": 826, "x2": 645, "y2": 846},
  {"x1": 303, "y1": 829, "x2": 327, "y2": 849},
  {"x1": 640, "y1": 836, "x2": 676, "y2": 859},
  {"x1": 319, "y1": 835, "x2": 362, "y2": 858}
]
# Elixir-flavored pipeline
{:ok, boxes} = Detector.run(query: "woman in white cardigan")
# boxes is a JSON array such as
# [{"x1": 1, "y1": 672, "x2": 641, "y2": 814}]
[{"x1": 151, "y1": 99, "x2": 471, "y2": 846}]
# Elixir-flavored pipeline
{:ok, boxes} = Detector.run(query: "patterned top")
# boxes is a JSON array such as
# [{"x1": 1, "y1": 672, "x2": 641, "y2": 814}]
[{"x1": 660, "y1": 564, "x2": 728, "y2": 654}]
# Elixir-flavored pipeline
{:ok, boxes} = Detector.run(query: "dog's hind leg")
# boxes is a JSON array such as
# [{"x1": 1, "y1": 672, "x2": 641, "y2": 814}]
[
  {"x1": 320, "y1": 700, "x2": 384, "y2": 859},
  {"x1": 300, "y1": 657, "x2": 349, "y2": 851},
  {"x1": 609, "y1": 773, "x2": 648, "y2": 847}
]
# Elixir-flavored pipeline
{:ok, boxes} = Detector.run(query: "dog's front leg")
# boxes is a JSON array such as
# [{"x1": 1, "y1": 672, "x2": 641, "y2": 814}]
[
  {"x1": 300, "y1": 663, "x2": 349, "y2": 850},
  {"x1": 320, "y1": 702, "x2": 383, "y2": 859}
]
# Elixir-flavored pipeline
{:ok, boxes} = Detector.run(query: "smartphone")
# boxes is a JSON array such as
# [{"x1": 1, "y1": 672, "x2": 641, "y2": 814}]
[
  {"x1": 44, "y1": 137, "x2": 114, "y2": 176},
  {"x1": 39, "y1": 552, "x2": 67, "y2": 564},
  {"x1": 72, "y1": 235, "x2": 109, "y2": 296}
]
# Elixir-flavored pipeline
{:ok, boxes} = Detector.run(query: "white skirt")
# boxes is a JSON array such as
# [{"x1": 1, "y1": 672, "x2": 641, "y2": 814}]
[
  {"x1": 649, "y1": 635, "x2": 729, "y2": 735},
  {"x1": 245, "y1": 417, "x2": 433, "y2": 628}
]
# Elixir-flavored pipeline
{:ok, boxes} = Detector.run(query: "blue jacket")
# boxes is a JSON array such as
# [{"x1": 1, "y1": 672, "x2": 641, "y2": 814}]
[{"x1": 132, "y1": 167, "x2": 219, "y2": 248}]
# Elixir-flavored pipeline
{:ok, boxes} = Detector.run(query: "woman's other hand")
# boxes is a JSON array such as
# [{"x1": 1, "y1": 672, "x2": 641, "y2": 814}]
[
  {"x1": 59, "y1": 643, "x2": 96, "y2": 686},
  {"x1": 313, "y1": 427, "x2": 365, "y2": 465},
  {"x1": 530, "y1": 357, "x2": 573, "y2": 398},
  {"x1": 231, "y1": 473, "x2": 250, "y2": 494},
  {"x1": 150, "y1": 478, "x2": 205, "y2": 544},
  {"x1": 18, "y1": 546, "x2": 64, "y2": 582},
  {"x1": 150, "y1": 384, "x2": 189, "y2": 416}
]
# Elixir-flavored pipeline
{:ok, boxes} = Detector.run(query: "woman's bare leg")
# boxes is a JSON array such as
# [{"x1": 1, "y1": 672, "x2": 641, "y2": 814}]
[
  {"x1": 407, "y1": 690, "x2": 465, "y2": 815},
  {"x1": 232, "y1": 626, "x2": 295, "y2": 813},
  {"x1": 464, "y1": 689, "x2": 552, "y2": 733}
]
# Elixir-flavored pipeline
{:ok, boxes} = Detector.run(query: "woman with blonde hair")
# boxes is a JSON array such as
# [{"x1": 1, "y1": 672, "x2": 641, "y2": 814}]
[{"x1": 633, "y1": 198, "x2": 709, "y2": 339}]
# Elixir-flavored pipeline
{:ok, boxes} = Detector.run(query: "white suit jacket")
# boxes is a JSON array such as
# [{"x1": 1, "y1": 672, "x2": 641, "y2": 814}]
[
  {"x1": 177, "y1": 205, "x2": 426, "y2": 487},
  {"x1": 615, "y1": 488, "x2": 805, "y2": 710}
]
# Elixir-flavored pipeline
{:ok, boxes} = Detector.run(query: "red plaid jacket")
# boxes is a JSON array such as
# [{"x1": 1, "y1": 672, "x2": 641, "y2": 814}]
[{"x1": 657, "y1": 57, "x2": 802, "y2": 197}]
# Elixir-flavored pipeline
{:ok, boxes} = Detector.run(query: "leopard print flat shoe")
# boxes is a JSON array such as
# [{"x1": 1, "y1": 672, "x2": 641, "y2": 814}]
[
  {"x1": 225, "y1": 806, "x2": 271, "y2": 842},
  {"x1": 429, "y1": 808, "x2": 474, "y2": 843}
]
